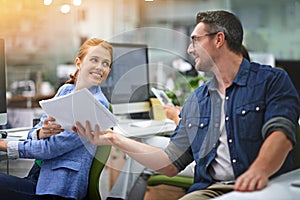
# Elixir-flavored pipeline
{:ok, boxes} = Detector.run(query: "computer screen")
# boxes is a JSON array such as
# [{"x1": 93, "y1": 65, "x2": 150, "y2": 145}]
[
  {"x1": 0, "y1": 38, "x2": 7, "y2": 126},
  {"x1": 275, "y1": 60, "x2": 300, "y2": 97},
  {"x1": 101, "y1": 43, "x2": 150, "y2": 118}
]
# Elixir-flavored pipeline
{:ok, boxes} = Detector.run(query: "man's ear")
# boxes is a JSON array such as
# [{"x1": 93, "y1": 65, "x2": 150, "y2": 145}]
[{"x1": 215, "y1": 32, "x2": 225, "y2": 48}]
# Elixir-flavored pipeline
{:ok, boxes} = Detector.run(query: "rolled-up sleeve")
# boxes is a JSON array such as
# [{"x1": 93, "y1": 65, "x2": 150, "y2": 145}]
[
  {"x1": 7, "y1": 141, "x2": 20, "y2": 159},
  {"x1": 262, "y1": 116, "x2": 297, "y2": 146},
  {"x1": 164, "y1": 141, "x2": 194, "y2": 172}
]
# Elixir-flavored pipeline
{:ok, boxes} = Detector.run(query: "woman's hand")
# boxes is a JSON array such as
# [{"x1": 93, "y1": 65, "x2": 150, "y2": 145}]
[
  {"x1": 72, "y1": 120, "x2": 114, "y2": 146},
  {"x1": 38, "y1": 116, "x2": 64, "y2": 139}
]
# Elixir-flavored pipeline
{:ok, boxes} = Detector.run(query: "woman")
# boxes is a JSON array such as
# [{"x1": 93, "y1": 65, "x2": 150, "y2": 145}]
[{"x1": 0, "y1": 38, "x2": 113, "y2": 200}]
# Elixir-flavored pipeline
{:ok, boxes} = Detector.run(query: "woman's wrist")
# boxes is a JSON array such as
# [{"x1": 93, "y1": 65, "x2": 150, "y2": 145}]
[{"x1": 0, "y1": 141, "x2": 8, "y2": 151}]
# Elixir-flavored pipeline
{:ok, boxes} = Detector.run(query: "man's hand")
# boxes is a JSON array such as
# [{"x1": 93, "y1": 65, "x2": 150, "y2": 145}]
[
  {"x1": 72, "y1": 120, "x2": 178, "y2": 174},
  {"x1": 38, "y1": 116, "x2": 64, "y2": 139},
  {"x1": 234, "y1": 167, "x2": 269, "y2": 191},
  {"x1": 234, "y1": 131, "x2": 293, "y2": 192},
  {"x1": 72, "y1": 120, "x2": 113, "y2": 146}
]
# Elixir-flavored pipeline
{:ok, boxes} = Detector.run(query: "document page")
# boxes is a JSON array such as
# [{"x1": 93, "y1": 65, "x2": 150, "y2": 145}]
[{"x1": 39, "y1": 88, "x2": 118, "y2": 131}]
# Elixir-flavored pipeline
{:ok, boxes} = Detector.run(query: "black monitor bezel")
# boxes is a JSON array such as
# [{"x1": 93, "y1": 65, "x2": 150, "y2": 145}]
[{"x1": 0, "y1": 38, "x2": 7, "y2": 126}]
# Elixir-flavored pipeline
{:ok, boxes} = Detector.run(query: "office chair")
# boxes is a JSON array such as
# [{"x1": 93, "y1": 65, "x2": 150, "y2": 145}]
[
  {"x1": 87, "y1": 145, "x2": 112, "y2": 200},
  {"x1": 147, "y1": 174, "x2": 193, "y2": 191}
]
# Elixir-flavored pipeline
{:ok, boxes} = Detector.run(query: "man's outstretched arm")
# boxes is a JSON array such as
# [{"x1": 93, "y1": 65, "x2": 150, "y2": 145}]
[{"x1": 74, "y1": 120, "x2": 179, "y2": 176}]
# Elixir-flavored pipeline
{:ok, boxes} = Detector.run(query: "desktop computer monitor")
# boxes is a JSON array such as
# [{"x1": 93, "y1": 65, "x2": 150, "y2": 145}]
[
  {"x1": 101, "y1": 43, "x2": 150, "y2": 118},
  {"x1": 275, "y1": 60, "x2": 300, "y2": 97},
  {"x1": 0, "y1": 39, "x2": 7, "y2": 126}
]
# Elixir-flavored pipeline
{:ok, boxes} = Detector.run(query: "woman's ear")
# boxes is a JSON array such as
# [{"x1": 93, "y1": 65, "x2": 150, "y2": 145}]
[{"x1": 75, "y1": 57, "x2": 81, "y2": 69}]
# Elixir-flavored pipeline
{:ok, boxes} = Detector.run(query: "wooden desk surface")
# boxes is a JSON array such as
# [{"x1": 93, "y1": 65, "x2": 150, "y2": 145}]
[{"x1": 7, "y1": 93, "x2": 55, "y2": 108}]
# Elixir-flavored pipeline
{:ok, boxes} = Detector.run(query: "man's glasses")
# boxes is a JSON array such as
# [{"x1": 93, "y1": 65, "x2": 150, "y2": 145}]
[{"x1": 191, "y1": 32, "x2": 218, "y2": 47}]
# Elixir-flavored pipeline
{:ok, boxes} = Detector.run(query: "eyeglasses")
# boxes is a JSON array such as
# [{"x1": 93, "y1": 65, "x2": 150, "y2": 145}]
[{"x1": 191, "y1": 32, "x2": 218, "y2": 47}]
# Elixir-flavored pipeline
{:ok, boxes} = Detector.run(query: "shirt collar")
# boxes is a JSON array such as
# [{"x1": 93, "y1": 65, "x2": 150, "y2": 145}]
[
  {"x1": 207, "y1": 58, "x2": 251, "y2": 91},
  {"x1": 207, "y1": 76, "x2": 218, "y2": 92},
  {"x1": 232, "y1": 58, "x2": 251, "y2": 86}
]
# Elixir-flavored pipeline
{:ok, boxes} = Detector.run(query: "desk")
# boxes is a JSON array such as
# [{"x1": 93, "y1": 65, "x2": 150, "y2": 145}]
[
  {"x1": 214, "y1": 168, "x2": 300, "y2": 200},
  {"x1": 2, "y1": 127, "x2": 31, "y2": 141},
  {"x1": 0, "y1": 127, "x2": 31, "y2": 174},
  {"x1": 114, "y1": 119, "x2": 176, "y2": 138}
]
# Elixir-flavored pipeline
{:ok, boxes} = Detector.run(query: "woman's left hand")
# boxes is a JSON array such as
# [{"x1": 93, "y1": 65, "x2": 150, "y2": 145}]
[{"x1": 38, "y1": 116, "x2": 64, "y2": 139}]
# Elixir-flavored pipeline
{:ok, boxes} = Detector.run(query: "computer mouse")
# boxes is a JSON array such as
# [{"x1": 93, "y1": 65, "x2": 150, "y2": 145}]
[{"x1": 0, "y1": 131, "x2": 7, "y2": 139}]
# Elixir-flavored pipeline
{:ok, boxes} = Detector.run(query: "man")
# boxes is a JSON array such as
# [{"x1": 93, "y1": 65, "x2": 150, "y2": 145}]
[{"x1": 75, "y1": 10, "x2": 300, "y2": 199}]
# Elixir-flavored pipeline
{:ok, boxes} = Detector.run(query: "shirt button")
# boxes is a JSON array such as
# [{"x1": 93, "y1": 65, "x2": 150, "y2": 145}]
[
  {"x1": 188, "y1": 123, "x2": 192, "y2": 128},
  {"x1": 225, "y1": 116, "x2": 229, "y2": 121},
  {"x1": 228, "y1": 139, "x2": 232, "y2": 143},
  {"x1": 200, "y1": 123, "x2": 204, "y2": 128},
  {"x1": 256, "y1": 106, "x2": 260, "y2": 111},
  {"x1": 215, "y1": 123, "x2": 219, "y2": 128},
  {"x1": 226, "y1": 96, "x2": 229, "y2": 100},
  {"x1": 241, "y1": 110, "x2": 246, "y2": 115},
  {"x1": 232, "y1": 159, "x2": 236, "y2": 163}
]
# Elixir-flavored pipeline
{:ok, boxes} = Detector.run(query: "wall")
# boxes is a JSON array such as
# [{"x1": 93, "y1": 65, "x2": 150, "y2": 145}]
[
  {"x1": 1, "y1": 0, "x2": 300, "y2": 92},
  {"x1": 0, "y1": 0, "x2": 115, "y2": 89},
  {"x1": 232, "y1": 0, "x2": 300, "y2": 60}
]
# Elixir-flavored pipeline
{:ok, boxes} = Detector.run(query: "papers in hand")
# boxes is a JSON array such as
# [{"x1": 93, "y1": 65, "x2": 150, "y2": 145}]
[
  {"x1": 151, "y1": 87, "x2": 174, "y2": 106},
  {"x1": 39, "y1": 88, "x2": 118, "y2": 132}
]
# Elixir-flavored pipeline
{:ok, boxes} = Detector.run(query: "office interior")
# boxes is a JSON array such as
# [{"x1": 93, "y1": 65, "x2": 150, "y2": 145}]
[{"x1": 1, "y1": 0, "x2": 300, "y2": 199}]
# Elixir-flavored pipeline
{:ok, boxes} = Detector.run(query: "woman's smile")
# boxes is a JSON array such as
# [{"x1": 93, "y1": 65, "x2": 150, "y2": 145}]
[{"x1": 90, "y1": 71, "x2": 102, "y2": 80}]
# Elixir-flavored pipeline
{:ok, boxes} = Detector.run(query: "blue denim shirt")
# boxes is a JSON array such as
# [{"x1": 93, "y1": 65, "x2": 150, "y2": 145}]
[{"x1": 167, "y1": 58, "x2": 300, "y2": 193}]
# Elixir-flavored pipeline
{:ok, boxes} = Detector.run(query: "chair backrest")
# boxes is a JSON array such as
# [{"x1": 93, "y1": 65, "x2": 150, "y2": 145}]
[{"x1": 87, "y1": 145, "x2": 112, "y2": 200}]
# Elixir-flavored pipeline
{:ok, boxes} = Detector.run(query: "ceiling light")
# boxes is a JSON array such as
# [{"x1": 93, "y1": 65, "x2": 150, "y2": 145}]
[
  {"x1": 60, "y1": 4, "x2": 71, "y2": 14},
  {"x1": 73, "y1": 0, "x2": 82, "y2": 6},
  {"x1": 44, "y1": 0, "x2": 52, "y2": 6}
]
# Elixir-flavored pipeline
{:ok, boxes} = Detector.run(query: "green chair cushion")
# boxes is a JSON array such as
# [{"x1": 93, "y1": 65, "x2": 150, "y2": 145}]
[{"x1": 147, "y1": 174, "x2": 193, "y2": 190}]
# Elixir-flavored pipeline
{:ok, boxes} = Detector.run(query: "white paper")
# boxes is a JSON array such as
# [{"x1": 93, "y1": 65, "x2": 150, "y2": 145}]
[{"x1": 39, "y1": 88, "x2": 118, "y2": 131}]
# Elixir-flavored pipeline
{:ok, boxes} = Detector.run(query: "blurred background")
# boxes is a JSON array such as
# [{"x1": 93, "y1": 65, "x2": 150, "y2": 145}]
[{"x1": 1, "y1": 0, "x2": 300, "y2": 128}]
